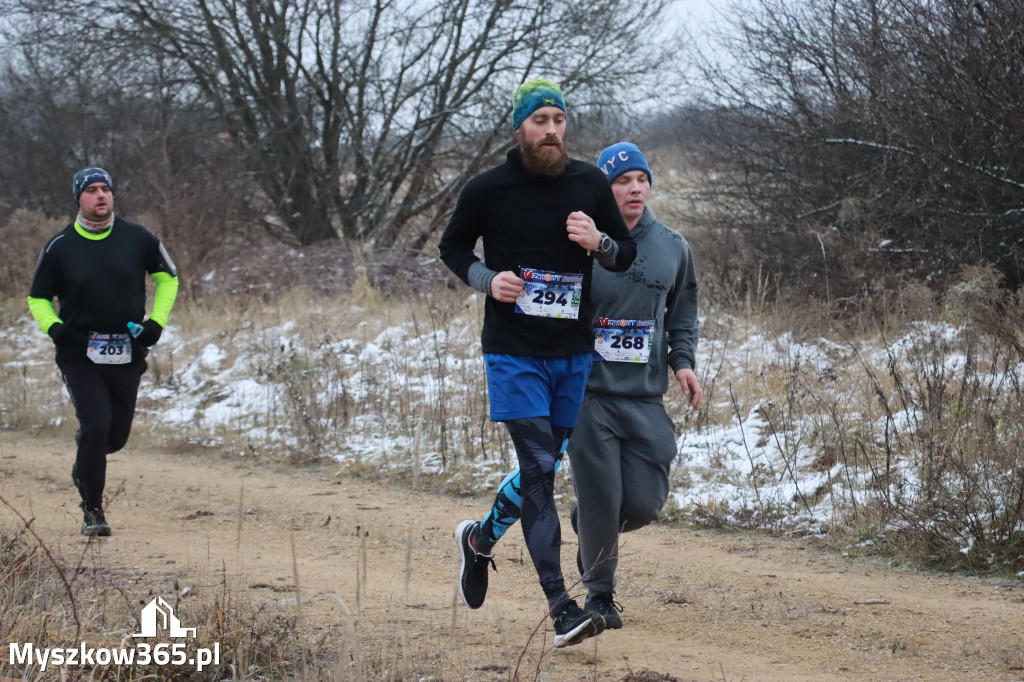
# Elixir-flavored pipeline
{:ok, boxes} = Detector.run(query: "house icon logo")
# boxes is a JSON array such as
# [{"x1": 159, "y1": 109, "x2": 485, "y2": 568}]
[{"x1": 132, "y1": 597, "x2": 197, "y2": 638}]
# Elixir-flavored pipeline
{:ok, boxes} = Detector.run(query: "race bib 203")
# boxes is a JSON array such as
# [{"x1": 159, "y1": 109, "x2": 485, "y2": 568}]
[{"x1": 87, "y1": 332, "x2": 132, "y2": 365}]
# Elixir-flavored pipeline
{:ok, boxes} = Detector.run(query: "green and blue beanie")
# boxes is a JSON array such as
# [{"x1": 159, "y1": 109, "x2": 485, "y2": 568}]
[
  {"x1": 597, "y1": 142, "x2": 652, "y2": 187},
  {"x1": 512, "y1": 79, "x2": 566, "y2": 131},
  {"x1": 73, "y1": 167, "x2": 114, "y2": 204}
]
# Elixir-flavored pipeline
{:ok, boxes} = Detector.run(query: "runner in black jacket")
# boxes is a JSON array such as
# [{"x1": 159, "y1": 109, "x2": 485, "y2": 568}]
[
  {"x1": 27, "y1": 167, "x2": 179, "y2": 536},
  {"x1": 456, "y1": 143, "x2": 704, "y2": 633},
  {"x1": 440, "y1": 78, "x2": 635, "y2": 648}
]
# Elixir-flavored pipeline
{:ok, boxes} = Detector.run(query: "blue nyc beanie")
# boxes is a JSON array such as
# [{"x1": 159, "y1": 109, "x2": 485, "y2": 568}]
[
  {"x1": 597, "y1": 142, "x2": 653, "y2": 187},
  {"x1": 512, "y1": 79, "x2": 566, "y2": 131},
  {"x1": 73, "y1": 167, "x2": 114, "y2": 204}
]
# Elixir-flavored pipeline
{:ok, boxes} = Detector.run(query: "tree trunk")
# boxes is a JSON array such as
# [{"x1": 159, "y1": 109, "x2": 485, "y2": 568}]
[{"x1": 280, "y1": 170, "x2": 338, "y2": 245}]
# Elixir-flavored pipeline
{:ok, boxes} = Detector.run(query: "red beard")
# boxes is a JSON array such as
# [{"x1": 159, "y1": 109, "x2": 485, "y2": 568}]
[{"x1": 520, "y1": 135, "x2": 568, "y2": 178}]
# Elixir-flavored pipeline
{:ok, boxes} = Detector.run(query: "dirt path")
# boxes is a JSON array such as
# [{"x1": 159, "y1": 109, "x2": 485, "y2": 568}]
[{"x1": 1, "y1": 432, "x2": 1022, "y2": 681}]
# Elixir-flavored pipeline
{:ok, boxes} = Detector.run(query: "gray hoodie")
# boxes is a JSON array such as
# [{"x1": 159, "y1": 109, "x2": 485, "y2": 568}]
[{"x1": 587, "y1": 207, "x2": 700, "y2": 399}]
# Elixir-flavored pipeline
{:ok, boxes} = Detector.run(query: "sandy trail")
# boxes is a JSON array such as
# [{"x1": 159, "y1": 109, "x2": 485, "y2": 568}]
[{"x1": 1, "y1": 432, "x2": 1022, "y2": 681}]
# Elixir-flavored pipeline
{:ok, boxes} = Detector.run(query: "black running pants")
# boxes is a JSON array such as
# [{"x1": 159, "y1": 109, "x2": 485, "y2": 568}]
[
  {"x1": 505, "y1": 416, "x2": 571, "y2": 615},
  {"x1": 56, "y1": 354, "x2": 146, "y2": 509}
]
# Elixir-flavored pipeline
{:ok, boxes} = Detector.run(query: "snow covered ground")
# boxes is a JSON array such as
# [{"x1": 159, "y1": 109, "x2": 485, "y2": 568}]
[{"x1": 4, "y1": 296, "x2": 1022, "y2": 570}]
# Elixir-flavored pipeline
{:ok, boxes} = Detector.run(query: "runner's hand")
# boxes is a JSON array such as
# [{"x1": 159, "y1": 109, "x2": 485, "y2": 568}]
[
  {"x1": 675, "y1": 368, "x2": 703, "y2": 409},
  {"x1": 47, "y1": 322, "x2": 89, "y2": 350},
  {"x1": 490, "y1": 271, "x2": 525, "y2": 303},
  {"x1": 131, "y1": 320, "x2": 164, "y2": 346},
  {"x1": 566, "y1": 211, "x2": 601, "y2": 251}
]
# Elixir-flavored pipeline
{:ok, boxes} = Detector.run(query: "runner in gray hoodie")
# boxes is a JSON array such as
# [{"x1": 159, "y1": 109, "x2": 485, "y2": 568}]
[
  {"x1": 459, "y1": 142, "x2": 702, "y2": 630},
  {"x1": 572, "y1": 142, "x2": 701, "y2": 628}
]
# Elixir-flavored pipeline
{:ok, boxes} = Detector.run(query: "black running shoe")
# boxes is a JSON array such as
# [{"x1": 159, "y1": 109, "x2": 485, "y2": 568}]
[
  {"x1": 455, "y1": 519, "x2": 495, "y2": 609},
  {"x1": 552, "y1": 598, "x2": 604, "y2": 648},
  {"x1": 585, "y1": 593, "x2": 623, "y2": 629},
  {"x1": 570, "y1": 504, "x2": 583, "y2": 578},
  {"x1": 80, "y1": 503, "x2": 111, "y2": 537}
]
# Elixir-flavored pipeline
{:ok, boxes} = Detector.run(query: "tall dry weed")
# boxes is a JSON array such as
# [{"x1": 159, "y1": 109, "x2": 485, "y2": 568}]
[
  {"x1": 127, "y1": 280, "x2": 513, "y2": 492},
  {"x1": 6, "y1": 256, "x2": 1024, "y2": 573},
  {"x1": 0, "y1": 522, "x2": 329, "y2": 679},
  {"x1": 660, "y1": 267, "x2": 1024, "y2": 574},
  {"x1": 0, "y1": 210, "x2": 67, "y2": 298}
]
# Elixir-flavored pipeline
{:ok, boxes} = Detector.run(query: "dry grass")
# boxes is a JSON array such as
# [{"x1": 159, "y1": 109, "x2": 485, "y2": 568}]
[
  {"x1": 4, "y1": 255, "x2": 1024, "y2": 576},
  {"x1": 0, "y1": 519, "x2": 344, "y2": 680},
  {"x1": 116, "y1": 278, "x2": 519, "y2": 496},
  {"x1": 4, "y1": 233, "x2": 1024, "y2": 678},
  {"x1": 1, "y1": 465, "x2": 472, "y2": 682},
  {"x1": 0, "y1": 210, "x2": 67, "y2": 299},
  {"x1": 0, "y1": 304, "x2": 76, "y2": 435},
  {"x1": 657, "y1": 267, "x2": 1024, "y2": 574}
]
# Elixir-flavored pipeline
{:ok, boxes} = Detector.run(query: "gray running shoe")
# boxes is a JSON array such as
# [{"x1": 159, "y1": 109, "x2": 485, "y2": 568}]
[
  {"x1": 455, "y1": 519, "x2": 495, "y2": 609},
  {"x1": 80, "y1": 503, "x2": 111, "y2": 537},
  {"x1": 552, "y1": 598, "x2": 604, "y2": 648}
]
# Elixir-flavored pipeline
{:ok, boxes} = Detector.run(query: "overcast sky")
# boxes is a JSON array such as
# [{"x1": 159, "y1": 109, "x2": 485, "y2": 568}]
[
  {"x1": 676, "y1": 0, "x2": 730, "y2": 26},
  {"x1": 675, "y1": 0, "x2": 763, "y2": 32}
]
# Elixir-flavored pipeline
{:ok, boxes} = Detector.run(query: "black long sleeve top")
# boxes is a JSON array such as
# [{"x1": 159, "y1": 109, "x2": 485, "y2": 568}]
[
  {"x1": 29, "y1": 217, "x2": 177, "y2": 335},
  {"x1": 439, "y1": 148, "x2": 636, "y2": 357}
]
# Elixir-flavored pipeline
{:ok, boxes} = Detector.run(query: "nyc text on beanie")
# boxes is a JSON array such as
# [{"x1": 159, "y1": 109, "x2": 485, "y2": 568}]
[{"x1": 597, "y1": 142, "x2": 652, "y2": 186}]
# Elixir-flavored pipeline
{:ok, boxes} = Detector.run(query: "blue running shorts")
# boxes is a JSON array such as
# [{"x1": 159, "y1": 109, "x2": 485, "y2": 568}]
[{"x1": 483, "y1": 352, "x2": 593, "y2": 427}]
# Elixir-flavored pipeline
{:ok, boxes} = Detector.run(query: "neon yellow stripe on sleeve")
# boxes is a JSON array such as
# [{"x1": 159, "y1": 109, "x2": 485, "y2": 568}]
[
  {"x1": 149, "y1": 273, "x2": 179, "y2": 327},
  {"x1": 27, "y1": 296, "x2": 61, "y2": 334}
]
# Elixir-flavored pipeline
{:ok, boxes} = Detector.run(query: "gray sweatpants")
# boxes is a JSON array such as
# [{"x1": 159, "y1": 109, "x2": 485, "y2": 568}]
[{"x1": 569, "y1": 392, "x2": 678, "y2": 598}]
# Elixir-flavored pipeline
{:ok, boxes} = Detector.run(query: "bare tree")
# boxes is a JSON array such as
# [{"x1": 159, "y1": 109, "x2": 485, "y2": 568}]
[
  {"x1": 678, "y1": 0, "x2": 1024, "y2": 297},
  {"x1": 8, "y1": 0, "x2": 676, "y2": 248},
  {"x1": 0, "y1": 30, "x2": 255, "y2": 293}
]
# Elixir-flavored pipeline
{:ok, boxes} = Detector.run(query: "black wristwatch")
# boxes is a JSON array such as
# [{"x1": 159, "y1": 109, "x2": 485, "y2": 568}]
[{"x1": 597, "y1": 233, "x2": 612, "y2": 254}]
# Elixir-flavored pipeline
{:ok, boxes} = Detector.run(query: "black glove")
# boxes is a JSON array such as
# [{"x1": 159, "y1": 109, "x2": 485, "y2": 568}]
[
  {"x1": 135, "y1": 319, "x2": 163, "y2": 346},
  {"x1": 47, "y1": 322, "x2": 89, "y2": 350}
]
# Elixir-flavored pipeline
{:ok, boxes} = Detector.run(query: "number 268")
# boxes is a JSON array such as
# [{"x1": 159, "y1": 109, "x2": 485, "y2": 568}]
[{"x1": 610, "y1": 335, "x2": 645, "y2": 350}]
